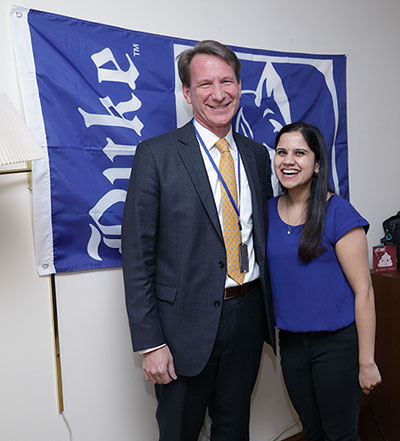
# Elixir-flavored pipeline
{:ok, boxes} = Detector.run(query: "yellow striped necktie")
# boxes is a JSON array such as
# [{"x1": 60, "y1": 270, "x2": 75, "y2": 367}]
[{"x1": 215, "y1": 138, "x2": 244, "y2": 285}]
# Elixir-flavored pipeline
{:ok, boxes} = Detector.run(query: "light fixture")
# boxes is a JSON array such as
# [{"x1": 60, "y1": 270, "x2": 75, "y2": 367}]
[
  {"x1": 0, "y1": 92, "x2": 63, "y2": 411},
  {"x1": 0, "y1": 91, "x2": 44, "y2": 173}
]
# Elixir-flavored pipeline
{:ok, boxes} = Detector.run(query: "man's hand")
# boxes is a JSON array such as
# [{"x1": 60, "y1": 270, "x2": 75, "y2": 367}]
[{"x1": 142, "y1": 345, "x2": 177, "y2": 385}]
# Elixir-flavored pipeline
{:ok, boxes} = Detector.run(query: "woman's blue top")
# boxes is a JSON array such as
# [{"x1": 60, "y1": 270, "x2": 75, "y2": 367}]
[{"x1": 267, "y1": 195, "x2": 369, "y2": 332}]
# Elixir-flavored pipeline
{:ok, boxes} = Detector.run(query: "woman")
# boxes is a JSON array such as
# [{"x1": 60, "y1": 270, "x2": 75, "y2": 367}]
[{"x1": 267, "y1": 122, "x2": 381, "y2": 440}]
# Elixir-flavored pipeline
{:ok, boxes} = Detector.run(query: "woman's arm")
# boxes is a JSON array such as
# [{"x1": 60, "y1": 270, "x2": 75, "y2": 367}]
[{"x1": 335, "y1": 227, "x2": 382, "y2": 394}]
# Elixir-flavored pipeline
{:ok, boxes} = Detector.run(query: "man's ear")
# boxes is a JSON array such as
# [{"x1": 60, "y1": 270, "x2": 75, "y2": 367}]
[{"x1": 182, "y1": 84, "x2": 192, "y2": 105}]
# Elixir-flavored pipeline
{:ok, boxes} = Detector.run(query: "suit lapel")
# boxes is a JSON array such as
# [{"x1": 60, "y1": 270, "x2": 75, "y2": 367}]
[
  {"x1": 235, "y1": 134, "x2": 266, "y2": 256},
  {"x1": 177, "y1": 123, "x2": 223, "y2": 240}
]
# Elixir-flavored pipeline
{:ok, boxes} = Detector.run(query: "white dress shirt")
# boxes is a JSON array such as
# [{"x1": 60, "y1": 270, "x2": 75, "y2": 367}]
[{"x1": 194, "y1": 120, "x2": 260, "y2": 288}]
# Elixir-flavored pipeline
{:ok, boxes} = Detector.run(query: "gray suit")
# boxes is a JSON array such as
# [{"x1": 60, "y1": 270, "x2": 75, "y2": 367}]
[
  {"x1": 122, "y1": 121, "x2": 275, "y2": 376},
  {"x1": 122, "y1": 121, "x2": 275, "y2": 440}
]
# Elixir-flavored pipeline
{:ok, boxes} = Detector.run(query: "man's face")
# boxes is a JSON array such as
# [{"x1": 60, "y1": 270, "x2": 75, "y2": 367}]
[{"x1": 182, "y1": 54, "x2": 241, "y2": 138}]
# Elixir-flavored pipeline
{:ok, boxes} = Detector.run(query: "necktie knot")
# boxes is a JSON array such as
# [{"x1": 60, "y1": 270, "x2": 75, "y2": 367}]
[{"x1": 215, "y1": 138, "x2": 230, "y2": 154}]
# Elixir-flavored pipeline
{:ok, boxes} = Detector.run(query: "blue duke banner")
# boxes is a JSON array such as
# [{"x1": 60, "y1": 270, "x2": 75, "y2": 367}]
[{"x1": 10, "y1": 6, "x2": 348, "y2": 275}]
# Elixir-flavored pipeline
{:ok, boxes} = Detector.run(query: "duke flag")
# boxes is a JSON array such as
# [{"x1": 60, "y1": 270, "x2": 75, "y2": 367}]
[{"x1": 10, "y1": 6, "x2": 347, "y2": 275}]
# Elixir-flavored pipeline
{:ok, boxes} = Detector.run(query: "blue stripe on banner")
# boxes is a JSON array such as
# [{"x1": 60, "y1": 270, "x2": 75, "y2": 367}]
[{"x1": 14, "y1": 8, "x2": 347, "y2": 273}]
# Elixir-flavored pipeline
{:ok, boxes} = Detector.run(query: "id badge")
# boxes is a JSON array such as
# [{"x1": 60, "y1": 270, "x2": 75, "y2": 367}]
[{"x1": 239, "y1": 243, "x2": 249, "y2": 273}]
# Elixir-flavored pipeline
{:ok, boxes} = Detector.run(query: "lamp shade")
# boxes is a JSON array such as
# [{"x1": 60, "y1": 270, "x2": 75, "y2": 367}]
[{"x1": 0, "y1": 92, "x2": 44, "y2": 166}]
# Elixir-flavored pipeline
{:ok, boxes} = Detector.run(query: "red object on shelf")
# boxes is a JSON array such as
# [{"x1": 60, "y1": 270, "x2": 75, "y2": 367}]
[{"x1": 372, "y1": 245, "x2": 397, "y2": 273}]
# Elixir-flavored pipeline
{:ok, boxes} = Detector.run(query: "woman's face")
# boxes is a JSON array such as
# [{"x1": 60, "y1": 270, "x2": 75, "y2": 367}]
[{"x1": 274, "y1": 131, "x2": 319, "y2": 191}]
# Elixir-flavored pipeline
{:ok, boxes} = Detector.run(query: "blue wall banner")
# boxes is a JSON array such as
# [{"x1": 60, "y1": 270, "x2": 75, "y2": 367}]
[{"x1": 10, "y1": 6, "x2": 347, "y2": 275}]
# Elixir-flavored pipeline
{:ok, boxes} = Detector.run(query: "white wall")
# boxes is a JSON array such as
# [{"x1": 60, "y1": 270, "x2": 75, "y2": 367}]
[{"x1": 1, "y1": 1, "x2": 399, "y2": 440}]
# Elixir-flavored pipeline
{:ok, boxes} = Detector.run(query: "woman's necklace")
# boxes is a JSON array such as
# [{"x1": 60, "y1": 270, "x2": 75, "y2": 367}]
[{"x1": 285, "y1": 197, "x2": 305, "y2": 235}]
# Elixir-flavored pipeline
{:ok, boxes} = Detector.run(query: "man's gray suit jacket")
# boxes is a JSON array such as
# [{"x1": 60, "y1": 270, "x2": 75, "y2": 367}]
[{"x1": 122, "y1": 122, "x2": 276, "y2": 377}]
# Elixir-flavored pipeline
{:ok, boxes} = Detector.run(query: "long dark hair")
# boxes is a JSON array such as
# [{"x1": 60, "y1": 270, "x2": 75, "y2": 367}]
[{"x1": 275, "y1": 122, "x2": 331, "y2": 262}]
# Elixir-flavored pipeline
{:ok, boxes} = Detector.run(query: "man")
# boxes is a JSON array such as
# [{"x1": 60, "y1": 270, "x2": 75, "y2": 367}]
[{"x1": 122, "y1": 40, "x2": 275, "y2": 441}]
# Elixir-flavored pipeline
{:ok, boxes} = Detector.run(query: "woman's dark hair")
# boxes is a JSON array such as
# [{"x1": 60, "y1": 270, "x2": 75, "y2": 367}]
[
  {"x1": 274, "y1": 122, "x2": 331, "y2": 262},
  {"x1": 177, "y1": 40, "x2": 241, "y2": 87}
]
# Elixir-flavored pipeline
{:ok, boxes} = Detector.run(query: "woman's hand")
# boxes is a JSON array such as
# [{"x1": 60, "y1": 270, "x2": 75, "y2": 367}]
[{"x1": 359, "y1": 361, "x2": 382, "y2": 394}]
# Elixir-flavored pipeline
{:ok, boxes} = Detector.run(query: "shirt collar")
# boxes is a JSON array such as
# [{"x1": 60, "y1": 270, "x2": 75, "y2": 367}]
[{"x1": 193, "y1": 119, "x2": 236, "y2": 153}]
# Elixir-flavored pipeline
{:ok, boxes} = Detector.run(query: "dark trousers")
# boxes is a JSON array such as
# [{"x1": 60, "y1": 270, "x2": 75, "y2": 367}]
[
  {"x1": 279, "y1": 323, "x2": 361, "y2": 441},
  {"x1": 155, "y1": 283, "x2": 266, "y2": 441}
]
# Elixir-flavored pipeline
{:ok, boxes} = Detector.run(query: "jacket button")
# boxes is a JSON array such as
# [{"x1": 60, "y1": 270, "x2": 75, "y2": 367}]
[
  {"x1": 213, "y1": 301, "x2": 221, "y2": 307},
  {"x1": 218, "y1": 261, "x2": 225, "y2": 268}
]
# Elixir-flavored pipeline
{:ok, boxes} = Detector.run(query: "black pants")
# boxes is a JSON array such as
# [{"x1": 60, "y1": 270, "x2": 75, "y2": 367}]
[
  {"x1": 279, "y1": 323, "x2": 361, "y2": 441},
  {"x1": 155, "y1": 283, "x2": 266, "y2": 441}
]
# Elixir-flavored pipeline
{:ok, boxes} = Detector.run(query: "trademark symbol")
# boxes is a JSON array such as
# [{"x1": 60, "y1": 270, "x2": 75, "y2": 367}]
[{"x1": 133, "y1": 44, "x2": 140, "y2": 56}]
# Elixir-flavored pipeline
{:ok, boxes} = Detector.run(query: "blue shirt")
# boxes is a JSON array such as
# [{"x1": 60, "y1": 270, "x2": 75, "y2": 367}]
[{"x1": 267, "y1": 195, "x2": 369, "y2": 332}]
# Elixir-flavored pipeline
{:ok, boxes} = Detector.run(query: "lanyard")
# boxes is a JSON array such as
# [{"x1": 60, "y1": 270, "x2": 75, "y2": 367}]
[{"x1": 193, "y1": 122, "x2": 242, "y2": 226}]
